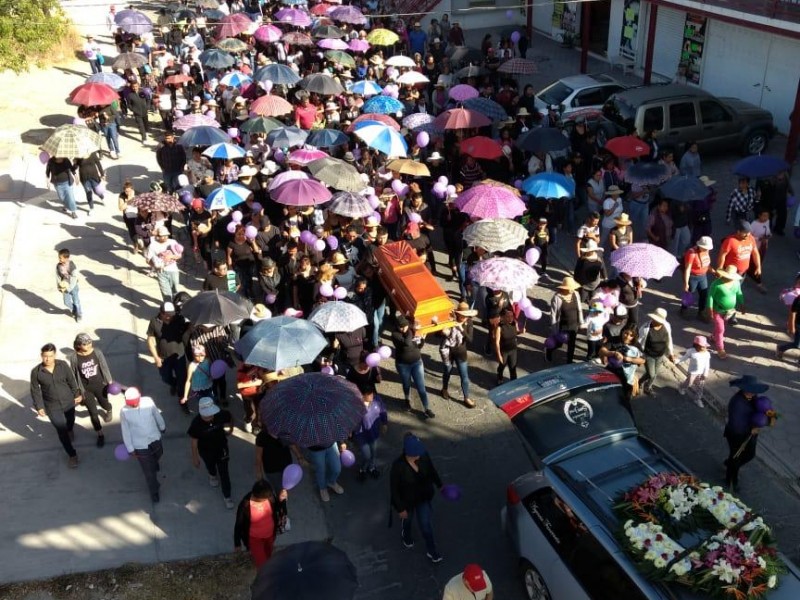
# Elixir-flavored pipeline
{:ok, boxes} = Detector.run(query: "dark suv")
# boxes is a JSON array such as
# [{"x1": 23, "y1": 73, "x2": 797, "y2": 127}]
[{"x1": 599, "y1": 84, "x2": 775, "y2": 156}]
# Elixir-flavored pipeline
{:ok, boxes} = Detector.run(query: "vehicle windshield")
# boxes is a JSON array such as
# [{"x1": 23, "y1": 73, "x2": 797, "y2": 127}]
[
  {"x1": 512, "y1": 383, "x2": 636, "y2": 460},
  {"x1": 538, "y1": 81, "x2": 574, "y2": 106},
  {"x1": 602, "y1": 96, "x2": 636, "y2": 132}
]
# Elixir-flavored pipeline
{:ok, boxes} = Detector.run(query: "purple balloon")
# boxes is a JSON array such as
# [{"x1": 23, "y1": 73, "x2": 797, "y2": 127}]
[
  {"x1": 274, "y1": 149, "x2": 285, "y2": 164},
  {"x1": 754, "y1": 396, "x2": 773, "y2": 413},
  {"x1": 524, "y1": 305, "x2": 541, "y2": 320},
  {"x1": 320, "y1": 283, "x2": 334, "y2": 297},
  {"x1": 321, "y1": 365, "x2": 335, "y2": 375},
  {"x1": 265, "y1": 293, "x2": 277, "y2": 305},
  {"x1": 370, "y1": 211, "x2": 382, "y2": 223},
  {"x1": 232, "y1": 210, "x2": 243, "y2": 223},
  {"x1": 251, "y1": 202, "x2": 263, "y2": 212},
  {"x1": 365, "y1": 352, "x2": 381, "y2": 368},
  {"x1": 107, "y1": 382, "x2": 122, "y2": 395},
  {"x1": 245, "y1": 225, "x2": 258, "y2": 240},
  {"x1": 368, "y1": 195, "x2": 380, "y2": 210},
  {"x1": 326, "y1": 235, "x2": 339, "y2": 250},
  {"x1": 408, "y1": 212, "x2": 422, "y2": 223},
  {"x1": 114, "y1": 443, "x2": 130, "y2": 461},
  {"x1": 445, "y1": 184, "x2": 456, "y2": 197},
  {"x1": 525, "y1": 247, "x2": 540, "y2": 267},
  {"x1": 751, "y1": 412, "x2": 769, "y2": 428},
  {"x1": 511, "y1": 31, "x2": 521, "y2": 44},
  {"x1": 299, "y1": 230, "x2": 313, "y2": 244},
  {"x1": 416, "y1": 131, "x2": 430, "y2": 148},
  {"x1": 544, "y1": 335, "x2": 558, "y2": 349},
  {"x1": 391, "y1": 179, "x2": 406, "y2": 196},
  {"x1": 441, "y1": 483, "x2": 462, "y2": 501},
  {"x1": 39, "y1": 151, "x2": 50, "y2": 164},
  {"x1": 210, "y1": 359, "x2": 227, "y2": 379},
  {"x1": 333, "y1": 286, "x2": 348, "y2": 300},
  {"x1": 514, "y1": 179, "x2": 523, "y2": 189},
  {"x1": 282, "y1": 464, "x2": 303, "y2": 490},
  {"x1": 438, "y1": 176, "x2": 448, "y2": 185},
  {"x1": 378, "y1": 345, "x2": 392, "y2": 359},
  {"x1": 557, "y1": 332, "x2": 569, "y2": 344},
  {"x1": 340, "y1": 449, "x2": 356, "y2": 467},
  {"x1": 433, "y1": 182, "x2": 446, "y2": 198},
  {"x1": 505, "y1": 9, "x2": 514, "y2": 18},
  {"x1": 226, "y1": 222, "x2": 237, "y2": 234}
]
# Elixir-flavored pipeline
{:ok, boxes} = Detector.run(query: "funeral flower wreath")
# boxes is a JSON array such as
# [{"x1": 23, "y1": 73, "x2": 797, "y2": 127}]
[{"x1": 615, "y1": 472, "x2": 785, "y2": 599}]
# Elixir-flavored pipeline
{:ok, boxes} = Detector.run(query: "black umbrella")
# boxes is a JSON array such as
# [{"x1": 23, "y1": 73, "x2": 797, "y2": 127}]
[
  {"x1": 251, "y1": 541, "x2": 357, "y2": 600},
  {"x1": 623, "y1": 161, "x2": 671, "y2": 186},
  {"x1": 181, "y1": 290, "x2": 251, "y2": 326},
  {"x1": 112, "y1": 52, "x2": 147, "y2": 70},
  {"x1": 517, "y1": 127, "x2": 571, "y2": 153},
  {"x1": 659, "y1": 175, "x2": 709, "y2": 202},
  {"x1": 300, "y1": 73, "x2": 345, "y2": 96},
  {"x1": 312, "y1": 24, "x2": 345, "y2": 39}
]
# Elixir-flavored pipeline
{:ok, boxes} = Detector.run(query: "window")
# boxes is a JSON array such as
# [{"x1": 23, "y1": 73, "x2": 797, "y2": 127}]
[
  {"x1": 568, "y1": 533, "x2": 649, "y2": 600},
  {"x1": 642, "y1": 106, "x2": 663, "y2": 131},
  {"x1": 523, "y1": 488, "x2": 589, "y2": 561},
  {"x1": 699, "y1": 100, "x2": 732, "y2": 124},
  {"x1": 669, "y1": 101, "x2": 697, "y2": 128},
  {"x1": 573, "y1": 88, "x2": 605, "y2": 107}
]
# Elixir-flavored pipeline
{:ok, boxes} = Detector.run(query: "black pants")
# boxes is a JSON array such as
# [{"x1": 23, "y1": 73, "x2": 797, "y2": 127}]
[
  {"x1": 134, "y1": 439, "x2": 163, "y2": 498},
  {"x1": 83, "y1": 381, "x2": 111, "y2": 432},
  {"x1": 773, "y1": 203, "x2": 787, "y2": 234},
  {"x1": 586, "y1": 339, "x2": 602, "y2": 360},
  {"x1": 725, "y1": 431, "x2": 758, "y2": 486},
  {"x1": 48, "y1": 407, "x2": 76, "y2": 457},
  {"x1": 546, "y1": 330, "x2": 578, "y2": 363},
  {"x1": 133, "y1": 114, "x2": 149, "y2": 141},
  {"x1": 497, "y1": 348, "x2": 518, "y2": 381},
  {"x1": 242, "y1": 393, "x2": 260, "y2": 424},
  {"x1": 202, "y1": 451, "x2": 232, "y2": 498},
  {"x1": 213, "y1": 373, "x2": 227, "y2": 404}
]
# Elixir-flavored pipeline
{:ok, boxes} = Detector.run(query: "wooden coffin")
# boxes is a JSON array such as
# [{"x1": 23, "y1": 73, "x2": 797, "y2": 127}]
[{"x1": 375, "y1": 241, "x2": 456, "y2": 335}]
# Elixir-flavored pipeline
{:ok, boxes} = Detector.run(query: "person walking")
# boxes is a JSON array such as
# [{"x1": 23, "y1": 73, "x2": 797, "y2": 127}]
[
  {"x1": 233, "y1": 479, "x2": 288, "y2": 567},
  {"x1": 676, "y1": 335, "x2": 711, "y2": 407},
  {"x1": 443, "y1": 564, "x2": 494, "y2": 600},
  {"x1": 777, "y1": 274, "x2": 800, "y2": 360},
  {"x1": 126, "y1": 81, "x2": 150, "y2": 144},
  {"x1": 392, "y1": 316, "x2": 434, "y2": 418},
  {"x1": 181, "y1": 344, "x2": 215, "y2": 410},
  {"x1": 708, "y1": 266, "x2": 744, "y2": 360},
  {"x1": 74, "y1": 151, "x2": 105, "y2": 217},
  {"x1": 717, "y1": 220, "x2": 763, "y2": 296},
  {"x1": 724, "y1": 375, "x2": 769, "y2": 491},
  {"x1": 637, "y1": 308, "x2": 676, "y2": 396},
  {"x1": 120, "y1": 387, "x2": 166, "y2": 502},
  {"x1": 155, "y1": 133, "x2": 187, "y2": 194},
  {"x1": 188, "y1": 397, "x2": 236, "y2": 509},
  {"x1": 494, "y1": 307, "x2": 519, "y2": 384},
  {"x1": 30, "y1": 343, "x2": 83, "y2": 468},
  {"x1": 307, "y1": 440, "x2": 346, "y2": 503},
  {"x1": 440, "y1": 302, "x2": 476, "y2": 408},
  {"x1": 546, "y1": 276, "x2": 584, "y2": 364},
  {"x1": 390, "y1": 433, "x2": 444, "y2": 564},
  {"x1": 56, "y1": 248, "x2": 83, "y2": 322},
  {"x1": 68, "y1": 333, "x2": 113, "y2": 447},
  {"x1": 46, "y1": 156, "x2": 78, "y2": 218},
  {"x1": 681, "y1": 236, "x2": 713, "y2": 321},
  {"x1": 350, "y1": 371, "x2": 388, "y2": 481},
  {"x1": 145, "y1": 225, "x2": 184, "y2": 301},
  {"x1": 725, "y1": 177, "x2": 757, "y2": 224},
  {"x1": 147, "y1": 301, "x2": 189, "y2": 398}
]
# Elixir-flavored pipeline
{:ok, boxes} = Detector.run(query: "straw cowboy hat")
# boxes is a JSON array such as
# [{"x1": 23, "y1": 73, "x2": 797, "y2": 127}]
[
  {"x1": 606, "y1": 185, "x2": 624, "y2": 196},
  {"x1": 614, "y1": 212, "x2": 632, "y2": 226},
  {"x1": 647, "y1": 307, "x2": 669, "y2": 325},
  {"x1": 557, "y1": 276, "x2": 581, "y2": 291},
  {"x1": 716, "y1": 265, "x2": 742, "y2": 281},
  {"x1": 516, "y1": 107, "x2": 530, "y2": 117},
  {"x1": 330, "y1": 252, "x2": 348, "y2": 266},
  {"x1": 453, "y1": 301, "x2": 478, "y2": 318}
]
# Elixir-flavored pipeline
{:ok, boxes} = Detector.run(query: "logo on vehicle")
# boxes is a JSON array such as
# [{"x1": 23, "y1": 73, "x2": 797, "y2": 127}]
[{"x1": 564, "y1": 398, "x2": 593, "y2": 428}]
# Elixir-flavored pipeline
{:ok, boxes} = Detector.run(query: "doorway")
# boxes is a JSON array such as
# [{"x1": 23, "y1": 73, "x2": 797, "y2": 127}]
[{"x1": 586, "y1": 0, "x2": 611, "y2": 55}]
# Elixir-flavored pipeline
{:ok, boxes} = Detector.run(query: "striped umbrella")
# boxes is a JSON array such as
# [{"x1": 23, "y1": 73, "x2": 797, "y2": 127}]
[
  {"x1": 205, "y1": 184, "x2": 253, "y2": 210},
  {"x1": 307, "y1": 157, "x2": 364, "y2": 192},
  {"x1": 362, "y1": 95, "x2": 404, "y2": 115},
  {"x1": 353, "y1": 121, "x2": 408, "y2": 157},
  {"x1": 351, "y1": 80, "x2": 382, "y2": 97},
  {"x1": 272, "y1": 178, "x2": 332, "y2": 206},
  {"x1": 86, "y1": 72, "x2": 127, "y2": 90},
  {"x1": 249, "y1": 94, "x2": 293, "y2": 117},
  {"x1": 173, "y1": 113, "x2": 220, "y2": 130},
  {"x1": 178, "y1": 126, "x2": 231, "y2": 147},
  {"x1": 253, "y1": 63, "x2": 301, "y2": 86},
  {"x1": 498, "y1": 58, "x2": 538, "y2": 75},
  {"x1": 309, "y1": 302, "x2": 368, "y2": 333},
  {"x1": 202, "y1": 143, "x2": 246, "y2": 160},
  {"x1": 254, "y1": 24, "x2": 282, "y2": 43},
  {"x1": 259, "y1": 372, "x2": 365, "y2": 446},
  {"x1": 464, "y1": 97, "x2": 508, "y2": 122},
  {"x1": 41, "y1": 125, "x2": 102, "y2": 159},
  {"x1": 328, "y1": 191, "x2": 372, "y2": 218},
  {"x1": 219, "y1": 71, "x2": 252, "y2": 88}
]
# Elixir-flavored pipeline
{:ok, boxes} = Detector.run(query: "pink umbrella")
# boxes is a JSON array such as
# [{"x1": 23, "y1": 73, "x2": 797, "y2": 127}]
[
  {"x1": 173, "y1": 113, "x2": 220, "y2": 130},
  {"x1": 254, "y1": 24, "x2": 282, "y2": 44},
  {"x1": 249, "y1": 94, "x2": 293, "y2": 117},
  {"x1": 469, "y1": 257, "x2": 539, "y2": 293},
  {"x1": 348, "y1": 39, "x2": 370, "y2": 53},
  {"x1": 276, "y1": 8, "x2": 312, "y2": 27},
  {"x1": 433, "y1": 107, "x2": 491, "y2": 131},
  {"x1": 288, "y1": 148, "x2": 329, "y2": 165},
  {"x1": 317, "y1": 38, "x2": 349, "y2": 50},
  {"x1": 310, "y1": 3, "x2": 333, "y2": 15},
  {"x1": 214, "y1": 13, "x2": 252, "y2": 38},
  {"x1": 272, "y1": 178, "x2": 332, "y2": 206},
  {"x1": 455, "y1": 184, "x2": 527, "y2": 219},
  {"x1": 448, "y1": 84, "x2": 479, "y2": 102},
  {"x1": 268, "y1": 170, "x2": 310, "y2": 191},
  {"x1": 329, "y1": 5, "x2": 367, "y2": 25}
]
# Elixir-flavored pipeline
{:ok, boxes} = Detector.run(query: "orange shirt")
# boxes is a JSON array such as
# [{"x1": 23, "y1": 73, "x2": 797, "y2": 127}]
[
  {"x1": 719, "y1": 234, "x2": 756, "y2": 274},
  {"x1": 684, "y1": 248, "x2": 710, "y2": 276},
  {"x1": 249, "y1": 499, "x2": 275, "y2": 539}
]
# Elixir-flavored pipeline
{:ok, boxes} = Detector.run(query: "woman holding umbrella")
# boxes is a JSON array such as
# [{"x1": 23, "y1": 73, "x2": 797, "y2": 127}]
[{"x1": 724, "y1": 375, "x2": 771, "y2": 491}]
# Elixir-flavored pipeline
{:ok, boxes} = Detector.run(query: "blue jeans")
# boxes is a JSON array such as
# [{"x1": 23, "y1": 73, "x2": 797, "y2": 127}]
[
  {"x1": 395, "y1": 359, "x2": 429, "y2": 409},
  {"x1": 358, "y1": 440, "x2": 378, "y2": 471},
  {"x1": 778, "y1": 329, "x2": 800, "y2": 353},
  {"x1": 672, "y1": 225, "x2": 691, "y2": 258},
  {"x1": 157, "y1": 270, "x2": 180, "y2": 301},
  {"x1": 103, "y1": 122, "x2": 120, "y2": 154},
  {"x1": 62, "y1": 284, "x2": 82, "y2": 318},
  {"x1": 684, "y1": 274, "x2": 709, "y2": 309},
  {"x1": 90, "y1": 59, "x2": 102, "y2": 74},
  {"x1": 54, "y1": 180, "x2": 77, "y2": 212},
  {"x1": 158, "y1": 354, "x2": 187, "y2": 391},
  {"x1": 82, "y1": 179, "x2": 103, "y2": 208},
  {"x1": 627, "y1": 200, "x2": 650, "y2": 242},
  {"x1": 401, "y1": 500, "x2": 437, "y2": 554},
  {"x1": 457, "y1": 262, "x2": 468, "y2": 300},
  {"x1": 372, "y1": 300, "x2": 386, "y2": 348},
  {"x1": 162, "y1": 170, "x2": 182, "y2": 193},
  {"x1": 308, "y1": 443, "x2": 341, "y2": 491},
  {"x1": 441, "y1": 358, "x2": 470, "y2": 399}
]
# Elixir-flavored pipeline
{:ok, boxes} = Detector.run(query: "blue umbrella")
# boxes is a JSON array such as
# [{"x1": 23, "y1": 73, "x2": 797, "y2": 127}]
[
  {"x1": 353, "y1": 120, "x2": 408, "y2": 156},
  {"x1": 659, "y1": 175, "x2": 710, "y2": 202},
  {"x1": 114, "y1": 10, "x2": 153, "y2": 34},
  {"x1": 267, "y1": 126, "x2": 309, "y2": 149},
  {"x1": 86, "y1": 72, "x2": 127, "y2": 90},
  {"x1": 733, "y1": 155, "x2": 789, "y2": 179},
  {"x1": 350, "y1": 80, "x2": 383, "y2": 96},
  {"x1": 202, "y1": 142, "x2": 246, "y2": 159},
  {"x1": 307, "y1": 128, "x2": 349, "y2": 148},
  {"x1": 205, "y1": 184, "x2": 253, "y2": 210},
  {"x1": 362, "y1": 95, "x2": 404, "y2": 115},
  {"x1": 236, "y1": 317, "x2": 329, "y2": 371},
  {"x1": 178, "y1": 125, "x2": 231, "y2": 147},
  {"x1": 204, "y1": 9, "x2": 226, "y2": 21},
  {"x1": 623, "y1": 161, "x2": 671, "y2": 186},
  {"x1": 522, "y1": 173, "x2": 575, "y2": 198},
  {"x1": 219, "y1": 71, "x2": 252, "y2": 88},
  {"x1": 464, "y1": 97, "x2": 508, "y2": 122},
  {"x1": 198, "y1": 49, "x2": 235, "y2": 69},
  {"x1": 253, "y1": 63, "x2": 302, "y2": 86}
]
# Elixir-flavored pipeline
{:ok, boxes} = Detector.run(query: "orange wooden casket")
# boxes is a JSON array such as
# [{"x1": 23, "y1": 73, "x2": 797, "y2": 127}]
[{"x1": 375, "y1": 241, "x2": 456, "y2": 335}]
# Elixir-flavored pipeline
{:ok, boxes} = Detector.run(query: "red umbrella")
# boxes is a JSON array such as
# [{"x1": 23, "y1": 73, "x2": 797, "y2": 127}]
[
  {"x1": 311, "y1": 3, "x2": 333, "y2": 15},
  {"x1": 346, "y1": 113, "x2": 400, "y2": 133},
  {"x1": 272, "y1": 178, "x2": 332, "y2": 206},
  {"x1": 214, "y1": 13, "x2": 252, "y2": 38},
  {"x1": 249, "y1": 94, "x2": 293, "y2": 117},
  {"x1": 164, "y1": 73, "x2": 194, "y2": 85},
  {"x1": 461, "y1": 136, "x2": 503, "y2": 160},
  {"x1": 67, "y1": 82, "x2": 119, "y2": 106},
  {"x1": 605, "y1": 135, "x2": 651, "y2": 159},
  {"x1": 433, "y1": 107, "x2": 491, "y2": 131}
]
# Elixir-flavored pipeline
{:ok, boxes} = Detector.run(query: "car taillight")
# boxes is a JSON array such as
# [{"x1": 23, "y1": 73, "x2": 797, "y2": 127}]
[{"x1": 506, "y1": 484, "x2": 521, "y2": 506}]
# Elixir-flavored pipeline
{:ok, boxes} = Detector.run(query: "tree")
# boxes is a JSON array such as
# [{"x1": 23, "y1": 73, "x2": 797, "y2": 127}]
[{"x1": 0, "y1": 0, "x2": 70, "y2": 73}]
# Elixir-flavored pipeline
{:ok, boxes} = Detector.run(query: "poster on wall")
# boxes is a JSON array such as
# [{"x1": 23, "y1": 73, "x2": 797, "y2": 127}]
[
  {"x1": 680, "y1": 14, "x2": 706, "y2": 84},
  {"x1": 619, "y1": 0, "x2": 640, "y2": 60},
  {"x1": 553, "y1": 1, "x2": 576, "y2": 37},
  {"x1": 552, "y1": 1, "x2": 564, "y2": 27}
]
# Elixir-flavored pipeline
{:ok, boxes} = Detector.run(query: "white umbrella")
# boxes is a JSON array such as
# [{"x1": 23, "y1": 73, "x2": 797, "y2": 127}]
[
  {"x1": 386, "y1": 55, "x2": 415, "y2": 67},
  {"x1": 397, "y1": 71, "x2": 430, "y2": 85},
  {"x1": 309, "y1": 301, "x2": 368, "y2": 333}
]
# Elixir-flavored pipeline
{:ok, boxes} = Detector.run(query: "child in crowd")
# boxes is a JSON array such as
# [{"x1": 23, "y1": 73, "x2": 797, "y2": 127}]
[
  {"x1": 531, "y1": 217, "x2": 550, "y2": 278},
  {"x1": 585, "y1": 301, "x2": 607, "y2": 360},
  {"x1": 676, "y1": 335, "x2": 711, "y2": 407}
]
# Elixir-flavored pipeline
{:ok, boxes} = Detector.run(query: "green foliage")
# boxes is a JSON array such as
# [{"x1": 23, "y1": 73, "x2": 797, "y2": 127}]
[{"x1": 0, "y1": 0, "x2": 70, "y2": 73}]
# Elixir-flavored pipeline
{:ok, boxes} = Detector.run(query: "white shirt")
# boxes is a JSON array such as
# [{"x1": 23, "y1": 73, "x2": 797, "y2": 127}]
[
  {"x1": 120, "y1": 397, "x2": 166, "y2": 452},
  {"x1": 677, "y1": 347, "x2": 710, "y2": 377},
  {"x1": 145, "y1": 238, "x2": 183, "y2": 272},
  {"x1": 442, "y1": 572, "x2": 493, "y2": 600},
  {"x1": 750, "y1": 219, "x2": 771, "y2": 243},
  {"x1": 602, "y1": 196, "x2": 623, "y2": 229}
]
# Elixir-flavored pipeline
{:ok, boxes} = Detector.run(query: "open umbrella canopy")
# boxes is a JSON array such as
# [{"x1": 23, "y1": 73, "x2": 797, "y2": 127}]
[
  {"x1": 182, "y1": 290, "x2": 251, "y2": 326},
  {"x1": 469, "y1": 257, "x2": 539, "y2": 293},
  {"x1": 449, "y1": 84, "x2": 479, "y2": 102},
  {"x1": 517, "y1": 127, "x2": 570, "y2": 153},
  {"x1": 317, "y1": 38, "x2": 349, "y2": 50},
  {"x1": 522, "y1": 172, "x2": 576, "y2": 198},
  {"x1": 325, "y1": 50, "x2": 355, "y2": 67},
  {"x1": 199, "y1": 48, "x2": 235, "y2": 68},
  {"x1": 609, "y1": 243, "x2": 679, "y2": 279},
  {"x1": 237, "y1": 317, "x2": 328, "y2": 371},
  {"x1": 367, "y1": 28, "x2": 399, "y2": 45},
  {"x1": 266, "y1": 126, "x2": 309, "y2": 148},
  {"x1": 249, "y1": 94, "x2": 294, "y2": 117},
  {"x1": 312, "y1": 24, "x2": 345, "y2": 39},
  {"x1": 605, "y1": 135, "x2": 651, "y2": 159},
  {"x1": 253, "y1": 63, "x2": 301, "y2": 86},
  {"x1": 329, "y1": 5, "x2": 366, "y2": 24},
  {"x1": 362, "y1": 95, "x2": 404, "y2": 115},
  {"x1": 307, "y1": 128, "x2": 349, "y2": 148},
  {"x1": 455, "y1": 183, "x2": 526, "y2": 219},
  {"x1": 219, "y1": 70, "x2": 252, "y2": 87},
  {"x1": 353, "y1": 121, "x2": 408, "y2": 157},
  {"x1": 178, "y1": 125, "x2": 231, "y2": 147},
  {"x1": 254, "y1": 24, "x2": 283, "y2": 43},
  {"x1": 240, "y1": 116, "x2": 284, "y2": 134},
  {"x1": 456, "y1": 64, "x2": 488, "y2": 78},
  {"x1": 202, "y1": 142, "x2": 246, "y2": 160},
  {"x1": 433, "y1": 107, "x2": 491, "y2": 130},
  {"x1": 386, "y1": 158, "x2": 430, "y2": 177},
  {"x1": 268, "y1": 170, "x2": 310, "y2": 191},
  {"x1": 328, "y1": 191, "x2": 372, "y2": 218},
  {"x1": 348, "y1": 38, "x2": 370, "y2": 53},
  {"x1": 276, "y1": 8, "x2": 312, "y2": 27},
  {"x1": 173, "y1": 113, "x2": 220, "y2": 130},
  {"x1": 498, "y1": 58, "x2": 538, "y2": 75},
  {"x1": 659, "y1": 175, "x2": 710, "y2": 202},
  {"x1": 463, "y1": 219, "x2": 528, "y2": 253},
  {"x1": 396, "y1": 71, "x2": 429, "y2": 85},
  {"x1": 463, "y1": 97, "x2": 508, "y2": 122},
  {"x1": 41, "y1": 125, "x2": 102, "y2": 160},
  {"x1": 111, "y1": 52, "x2": 147, "y2": 70},
  {"x1": 129, "y1": 191, "x2": 184, "y2": 213},
  {"x1": 309, "y1": 301, "x2": 368, "y2": 333},
  {"x1": 307, "y1": 157, "x2": 364, "y2": 192},
  {"x1": 460, "y1": 136, "x2": 503, "y2": 160},
  {"x1": 204, "y1": 184, "x2": 253, "y2": 210},
  {"x1": 258, "y1": 375, "x2": 365, "y2": 448},
  {"x1": 402, "y1": 112, "x2": 438, "y2": 132},
  {"x1": 350, "y1": 80, "x2": 383, "y2": 97},
  {"x1": 251, "y1": 542, "x2": 357, "y2": 600},
  {"x1": 288, "y1": 147, "x2": 329, "y2": 165},
  {"x1": 733, "y1": 155, "x2": 790, "y2": 179},
  {"x1": 347, "y1": 113, "x2": 400, "y2": 132},
  {"x1": 68, "y1": 82, "x2": 118, "y2": 106},
  {"x1": 385, "y1": 55, "x2": 415, "y2": 67},
  {"x1": 623, "y1": 161, "x2": 671, "y2": 186},
  {"x1": 115, "y1": 10, "x2": 152, "y2": 34},
  {"x1": 214, "y1": 13, "x2": 253, "y2": 38},
  {"x1": 311, "y1": 2, "x2": 333, "y2": 15},
  {"x1": 272, "y1": 178, "x2": 332, "y2": 206},
  {"x1": 86, "y1": 72, "x2": 127, "y2": 90},
  {"x1": 215, "y1": 37, "x2": 249, "y2": 52},
  {"x1": 282, "y1": 31, "x2": 314, "y2": 46},
  {"x1": 301, "y1": 73, "x2": 345, "y2": 95},
  {"x1": 164, "y1": 73, "x2": 194, "y2": 86}
]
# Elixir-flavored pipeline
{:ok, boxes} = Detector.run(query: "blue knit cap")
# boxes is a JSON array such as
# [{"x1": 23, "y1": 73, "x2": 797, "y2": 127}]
[{"x1": 403, "y1": 434, "x2": 426, "y2": 457}]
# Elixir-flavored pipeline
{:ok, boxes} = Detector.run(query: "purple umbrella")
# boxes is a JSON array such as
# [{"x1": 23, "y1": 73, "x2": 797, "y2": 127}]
[
  {"x1": 448, "y1": 84, "x2": 479, "y2": 102},
  {"x1": 609, "y1": 243, "x2": 679, "y2": 279},
  {"x1": 272, "y1": 178, "x2": 332, "y2": 206},
  {"x1": 268, "y1": 170, "x2": 310, "y2": 191},
  {"x1": 276, "y1": 8, "x2": 312, "y2": 27},
  {"x1": 317, "y1": 38, "x2": 349, "y2": 50},
  {"x1": 348, "y1": 39, "x2": 370, "y2": 53},
  {"x1": 329, "y1": 5, "x2": 367, "y2": 25},
  {"x1": 455, "y1": 184, "x2": 526, "y2": 219},
  {"x1": 469, "y1": 257, "x2": 539, "y2": 293},
  {"x1": 172, "y1": 113, "x2": 220, "y2": 130}
]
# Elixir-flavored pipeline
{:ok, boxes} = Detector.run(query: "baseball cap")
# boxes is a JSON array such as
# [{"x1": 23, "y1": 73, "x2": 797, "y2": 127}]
[
  {"x1": 161, "y1": 301, "x2": 176, "y2": 314},
  {"x1": 463, "y1": 564, "x2": 488, "y2": 592},
  {"x1": 74, "y1": 333, "x2": 93, "y2": 346},
  {"x1": 124, "y1": 387, "x2": 141, "y2": 406},
  {"x1": 396, "y1": 315, "x2": 409, "y2": 328},
  {"x1": 191, "y1": 198, "x2": 204, "y2": 210},
  {"x1": 198, "y1": 397, "x2": 220, "y2": 417},
  {"x1": 614, "y1": 305, "x2": 628, "y2": 317}
]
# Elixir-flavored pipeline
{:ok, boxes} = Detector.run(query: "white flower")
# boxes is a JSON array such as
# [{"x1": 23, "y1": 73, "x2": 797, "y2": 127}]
[
  {"x1": 669, "y1": 559, "x2": 692, "y2": 576},
  {"x1": 653, "y1": 557, "x2": 667, "y2": 568},
  {"x1": 768, "y1": 575, "x2": 777, "y2": 588},
  {"x1": 758, "y1": 557, "x2": 767, "y2": 569}
]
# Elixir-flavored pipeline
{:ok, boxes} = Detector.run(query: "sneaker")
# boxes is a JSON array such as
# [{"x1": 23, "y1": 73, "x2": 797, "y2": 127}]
[
  {"x1": 320, "y1": 488, "x2": 330, "y2": 502},
  {"x1": 103, "y1": 408, "x2": 112, "y2": 423},
  {"x1": 209, "y1": 475, "x2": 220, "y2": 488},
  {"x1": 329, "y1": 482, "x2": 344, "y2": 495},
  {"x1": 224, "y1": 497, "x2": 234, "y2": 509},
  {"x1": 427, "y1": 551, "x2": 443, "y2": 564},
  {"x1": 96, "y1": 434, "x2": 105, "y2": 448},
  {"x1": 243, "y1": 421, "x2": 253, "y2": 434},
  {"x1": 68, "y1": 456, "x2": 78, "y2": 469},
  {"x1": 728, "y1": 316, "x2": 739, "y2": 326},
  {"x1": 402, "y1": 537, "x2": 415, "y2": 549},
  {"x1": 463, "y1": 398, "x2": 476, "y2": 408},
  {"x1": 694, "y1": 397, "x2": 705, "y2": 408},
  {"x1": 423, "y1": 409, "x2": 436, "y2": 419},
  {"x1": 404, "y1": 399, "x2": 412, "y2": 413}
]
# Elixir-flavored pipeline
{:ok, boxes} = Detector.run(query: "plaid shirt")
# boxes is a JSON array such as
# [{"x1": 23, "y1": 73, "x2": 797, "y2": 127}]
[{"x1": 726, "y1": 187, "x2": 756, "y2": 222}]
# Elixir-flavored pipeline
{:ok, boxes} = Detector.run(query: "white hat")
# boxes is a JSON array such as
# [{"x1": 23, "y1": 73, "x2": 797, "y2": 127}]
[
  {"x1": 580, "y1": 240, "x2": 604, "y2": 254},
  {"x1": 154, "y1": 225, "x2": 170, "y2": 237},
  {"x1": 239, "y1": 165, "x2": 258, "y2": 178},
  {"x1": 647, "y1": 307, "x2": 669, "y2": 324},
  {"x1": 427, "y1": 151, "x2": 444, "y2": 162},
  {"x1": 696, "y1": 236, "x2": 713, "y2": 250},
  {"x1": 260, "y1": 161, "x2": 279, "y2": 175},
  {"x1": 177, "y1": 174, "x2": 189, "y2": 187},
  {"x1": 124, "y1": 387, "x2": 141, "y2": 406}
]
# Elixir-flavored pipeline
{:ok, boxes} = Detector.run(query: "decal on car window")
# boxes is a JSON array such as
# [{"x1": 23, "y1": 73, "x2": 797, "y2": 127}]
[{"x1": 564, "y1": 398, "x2": 594, "y2": 428}]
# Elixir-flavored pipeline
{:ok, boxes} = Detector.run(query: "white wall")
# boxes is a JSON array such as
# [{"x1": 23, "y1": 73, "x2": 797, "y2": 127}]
[{"x1": 607, "y1": 0, "x2": 625, "y2": 59}]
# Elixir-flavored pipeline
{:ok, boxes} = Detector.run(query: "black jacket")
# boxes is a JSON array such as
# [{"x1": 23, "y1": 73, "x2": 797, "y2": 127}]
[
  {"x1": 233, "y1": 492, "x2": 284, "y2": 549},
  {"x1": 390, "y1": 454, "x2": 442, "y2": 513},
  {"x1": 391, "y1": 329, "x2": 424, "y2": 364},
  {"x1": 30, "y1": 360, "x2": 80, "y2": 414},
  {"x1": 126, "y1": 90, "x2": 149, "y2": 117}
]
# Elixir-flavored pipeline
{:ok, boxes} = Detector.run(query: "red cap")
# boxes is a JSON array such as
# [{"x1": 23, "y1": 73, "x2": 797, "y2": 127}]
[
  {"x1": 191, "y1": 198, "x2": 204, "y2": 210},
  {"x1": 463, "y1": 564, "x2": 487, "y2": 592}
]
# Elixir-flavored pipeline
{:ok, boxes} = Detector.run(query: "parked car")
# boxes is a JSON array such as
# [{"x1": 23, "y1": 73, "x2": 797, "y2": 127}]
[
  {"x1": 599, "y1": 84, "x2": 775, "y2": 156},
  {"x1": 490, "y1": 362, "x2": 800, "y2": 600},
  {"x1": 535, "y1": 74, "x2": 627, "y2": 120}
]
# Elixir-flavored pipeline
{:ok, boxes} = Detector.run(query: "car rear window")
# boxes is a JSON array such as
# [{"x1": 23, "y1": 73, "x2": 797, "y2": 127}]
[
  {"x1": 539, "y1": 81, "x2": 574, "y2": 107},
  {"x1": 511, "y1": 383, "x2": 636, "y2": 459}
]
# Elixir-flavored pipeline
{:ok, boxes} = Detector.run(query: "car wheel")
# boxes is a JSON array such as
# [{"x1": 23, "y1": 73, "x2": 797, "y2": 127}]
[
  {"x1": 742, "y1": 130, "x2": 769, "y2": 155},
  {"x1": 520, "y1": 560, "x2": 552, "y2": 600}
]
